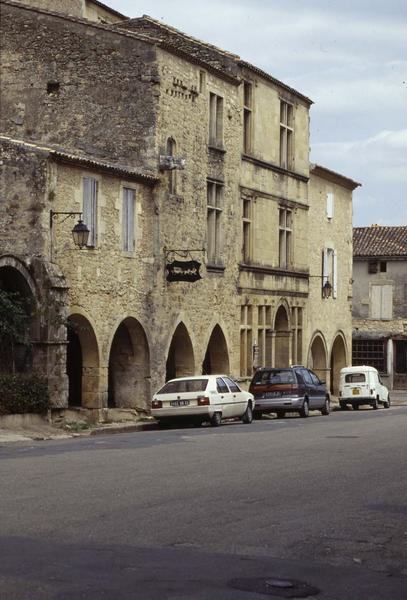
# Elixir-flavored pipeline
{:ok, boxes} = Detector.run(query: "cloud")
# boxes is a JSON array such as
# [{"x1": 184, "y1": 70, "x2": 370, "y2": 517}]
[
  {"x1": 312, "y1": 129, "x2": 407, "y2": 183},
  {"x1": 106, "y1": 0, "x2": 406, "y2": 226}
]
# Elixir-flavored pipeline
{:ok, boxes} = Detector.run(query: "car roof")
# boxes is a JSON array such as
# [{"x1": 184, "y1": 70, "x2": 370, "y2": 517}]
[
  {"x1": 166, "y1": 375, "x2": 229, "y2": 382},
  {"x1": 340, "y1": 366, "x2": 377, "y2": 373}
]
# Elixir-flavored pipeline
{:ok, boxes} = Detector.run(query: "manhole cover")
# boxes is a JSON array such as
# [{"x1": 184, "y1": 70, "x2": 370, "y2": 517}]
[{"x1": 229, "y1": 577, "x2": 320, "y2": 598}]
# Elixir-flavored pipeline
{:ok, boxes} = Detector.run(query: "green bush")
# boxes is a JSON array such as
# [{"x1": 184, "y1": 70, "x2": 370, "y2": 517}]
[{"x1": 0, "y1": 374, "x2": 49, "y2": 415}]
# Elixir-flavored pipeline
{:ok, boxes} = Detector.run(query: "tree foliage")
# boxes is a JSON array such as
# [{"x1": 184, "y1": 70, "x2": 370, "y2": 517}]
[{"x1": 0, "y1": 290, "x2": 30, "y2": 373}]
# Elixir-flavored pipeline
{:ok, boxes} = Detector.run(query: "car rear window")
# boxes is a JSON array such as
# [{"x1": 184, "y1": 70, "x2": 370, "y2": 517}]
[
  {"x1": 345, "y1": 373, "x2": 366, "y2": 383},
  {"x1": 252, "y1": 370, "x2": 295, "y2": 385},
  {"x1": 158, "y1": 379, "x2": 208, "y2": 394}
]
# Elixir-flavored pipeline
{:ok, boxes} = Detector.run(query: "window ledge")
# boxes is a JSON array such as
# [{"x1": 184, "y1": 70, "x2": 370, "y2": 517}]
[
  {"x1": 206, "y1": 263, "x2": 225, "y2": 273},
  {"x1": 208, "y1": 144, "x2": 226, "y2": 154},
  {"x1": 239, "y1": 262, "x2": 309, "y2": 279}
]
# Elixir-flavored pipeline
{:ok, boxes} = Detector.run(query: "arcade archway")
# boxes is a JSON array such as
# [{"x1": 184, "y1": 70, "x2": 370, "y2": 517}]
[
  {"x1": 202, "y1": 325, "x2": 230, "y2": 374},
  {"x1": 108, "y1": 318, "x2": 150, "y2": 409},
  {"x1": 166, "y1": 322, "x2": 195, "y2": 381},
  {"x1": 331, "y1": 334, "x2": 347, "y2": 396},
  {"x1": 274, "y1": 305, "x2": 290, "y2": 367},
  {"x1": 309, "y1": 334, "x2": 328, "y2": 382},
  {"x1": 67, "y1": 314, "x2": 99, "y2": 408}
]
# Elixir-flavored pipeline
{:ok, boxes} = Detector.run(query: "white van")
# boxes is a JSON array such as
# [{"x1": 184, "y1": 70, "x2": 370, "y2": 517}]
[{"x1": 339, "y1": 366, "x2": 390, "y2": 410}]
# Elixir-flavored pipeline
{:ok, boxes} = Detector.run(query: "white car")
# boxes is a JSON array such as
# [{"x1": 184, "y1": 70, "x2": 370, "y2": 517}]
[
  {"x1": 339, "y1": 365, "x2": 390, "y2": 410},
  {"x1": 151, "y1": 375, "x2": 255, "y2": 427}
]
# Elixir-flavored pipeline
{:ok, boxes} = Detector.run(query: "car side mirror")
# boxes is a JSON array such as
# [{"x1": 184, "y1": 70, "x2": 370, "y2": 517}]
[{"x1": 319, "y1": 379, "x2": 326, "y2": 385}]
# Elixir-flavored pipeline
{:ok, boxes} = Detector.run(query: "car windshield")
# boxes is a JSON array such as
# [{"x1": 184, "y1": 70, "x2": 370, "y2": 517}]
[
  {"x1": 345, "y1": 373, "x2": 365, "y2": 383},
  {"x1": 157, "y1": 378, "x2": 209, "y2": 394},
  {"x1": 253, "y1": 370, "x2": 295, "y2": 385}
]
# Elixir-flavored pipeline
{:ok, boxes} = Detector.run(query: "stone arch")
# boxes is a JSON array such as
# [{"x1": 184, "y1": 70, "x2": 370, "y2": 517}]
[
  {"x1": 274, "y1": 302, "x2": 291, "y2": 368},
  {"x1": 108, "y1": 317, "x2": 151, "y2": 411},
  {"x1": 166, "y1": 322, "x2": 195, "y2": 381},
  {"x1": 308, "y1": 332, "x2": 328, "y2": 382},
  {"x1": 330, "y1": 332, "x2": 348, "y2": 396},
  {"x1": 0, "y1": 255, "x2": 39, "y2": 373},
  {"x1": 202, "y1": 324, "x2": 230, "y2": 374},
  {"x1": 67, "y1": 313, "x2": 100, "y2": 408}
]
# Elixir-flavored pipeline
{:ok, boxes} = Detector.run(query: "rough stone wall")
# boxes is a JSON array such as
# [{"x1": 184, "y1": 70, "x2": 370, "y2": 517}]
[
  {"x1": 244, "y1": 75, "x2": 310, "y2": 178},
  {"x1": 13, "y1": 0, "x2": 125, "y2": 23},
  {"x1": 0, "y1": 140, "x2": 49, "y2": 258},
  {"x1": 51, "y1": 159, "x2": 157, "y2": 407},
  {"x1": 0, "y1": 1, "x2": 158, "y2": 170},
  {"x1": 0, "y1": 143, "x2": 70, "y2": 406},
  {"x1": 12, "y1": 0, "x2": 84, "y2": 18},
  {"x1": 148, "y1": 48, "x2": 243, "y2": 387},
  {"x1": 308, "y1": 171, "x2": 353, "y2": 367}
]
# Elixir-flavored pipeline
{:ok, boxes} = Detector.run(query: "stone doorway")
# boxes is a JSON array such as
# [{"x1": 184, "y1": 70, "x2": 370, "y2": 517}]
[
  {"x1": 202, "y1": 325, "x2": 230, "y2": 374},
  {"x1": 166, "y1": 322, "x2": 195, "y2": 381},
  {"x1": 108, "y1": 318, "x2": 150, "y2": 410}
]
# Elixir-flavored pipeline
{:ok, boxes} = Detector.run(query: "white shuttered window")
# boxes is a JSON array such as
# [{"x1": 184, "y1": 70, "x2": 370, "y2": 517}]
[
  {"x1": 83, "y1": 177, "x2": 98, "y2": 247},
  {"x1": 371, "y1": 285, "x2": 392, "y2": 319},
  {"x1": 122, "y1": 188, "x2": 136, "y2": 252}
]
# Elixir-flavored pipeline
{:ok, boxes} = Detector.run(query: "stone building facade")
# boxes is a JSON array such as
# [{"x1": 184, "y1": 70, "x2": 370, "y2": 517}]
[
  {"x1": 352, "y1": 226, "x2": 407, "y2": 390},
  {"x1": 0, "y1": 0, "x2": 359, "y2": 416}
]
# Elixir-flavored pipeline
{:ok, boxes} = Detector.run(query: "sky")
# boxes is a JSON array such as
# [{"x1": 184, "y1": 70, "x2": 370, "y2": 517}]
[{"x1": 103, "y1": 0, "x2": 407, "y2": 227}]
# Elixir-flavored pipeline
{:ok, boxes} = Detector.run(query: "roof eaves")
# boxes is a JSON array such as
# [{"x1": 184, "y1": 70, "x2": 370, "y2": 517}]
[
  {"x1": 0, "y1": 136, "x2": 159, "y2": 185},
  {"x1": 311, "y1": 163, "x2": 361, "y2": 190},
  {"x1": 239, "y1": 60, "x2": 313, "y2": 106}
]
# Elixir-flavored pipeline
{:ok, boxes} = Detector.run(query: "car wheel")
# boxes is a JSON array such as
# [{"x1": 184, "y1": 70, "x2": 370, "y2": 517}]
[
  {"x1": 321, "y1": 397, "x2": 330, "y2": 416},
  {"x1": 372, "y1": 396, "x2": 379, "y2": 410},
  {"x1": 353, "y1": 403, "x2": 359, "y2": 410},
  {"x1": 339, "y1": 401, "x2": 347, "y2": 410},
  {"x1": 383, "y1": 395, "x2": 391, "y2": 409},
  {"x1": 299, "y1": 399, "x2": 309, "y2": 418},
  {"x1": 242, "y1": 403, "x2": 253, "y2": 424},
  {"x1": 276, "y1": 411, "x2": 286, "y2": 418},
  {"x1": 253, "y1": 411, "x2": 263, "y2": 420},
  {"x1": 210, "y1": 412, "x2": 222, "y2": 427}
]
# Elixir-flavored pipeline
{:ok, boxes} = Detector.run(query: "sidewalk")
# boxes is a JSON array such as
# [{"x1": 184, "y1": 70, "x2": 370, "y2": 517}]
[{"x1": 0, "y1": 416, "x2": 157, "y2": 444}]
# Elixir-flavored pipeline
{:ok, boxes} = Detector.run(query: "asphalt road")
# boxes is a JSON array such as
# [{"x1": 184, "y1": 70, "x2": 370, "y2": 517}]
[{"x1": 1, "y1": 406, "x2": 406, "y2": 599}]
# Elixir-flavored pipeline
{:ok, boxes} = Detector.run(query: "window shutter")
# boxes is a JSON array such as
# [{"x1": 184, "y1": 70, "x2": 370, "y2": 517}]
[
  {"x1": 371, "y1": 285, "x2": 381, "y2": 318},
  {"x1": 326, "y1": 192, "x2": 334, "y2": 219},
  {"x1": 333, "y1": 250, "x2": 338, "y2": 298},
  {"x1": 381, "y1": 285, "x2": 393, "y2": 319},
  {"x1": 122, "y1": 188, "x2": 135, "y2": 251},
  {"x1": 83, "y1": 177, "x2": 98, "y2": 247}
]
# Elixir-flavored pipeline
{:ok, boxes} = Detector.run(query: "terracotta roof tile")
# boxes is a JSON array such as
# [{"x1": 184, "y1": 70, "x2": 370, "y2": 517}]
[{"x1": 353, "y1": 226, "x2": 407, "y2": 258}]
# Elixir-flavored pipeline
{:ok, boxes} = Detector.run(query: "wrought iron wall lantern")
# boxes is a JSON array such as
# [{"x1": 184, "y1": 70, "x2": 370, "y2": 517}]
[
  {"x1": 309, "y1": 275, "x2": 332, "y2": 299},
  {"x1": 49, "y1": 210, "x2": 90, "y2": 249},
  {"x1": 322, "y1": 280, "x2": 332, "y2": 299}
]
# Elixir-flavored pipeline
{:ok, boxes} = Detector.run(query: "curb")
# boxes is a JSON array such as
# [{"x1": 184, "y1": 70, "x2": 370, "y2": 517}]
[{"x1": 89, "y1": 421, "x2": 158, "y2": 436}]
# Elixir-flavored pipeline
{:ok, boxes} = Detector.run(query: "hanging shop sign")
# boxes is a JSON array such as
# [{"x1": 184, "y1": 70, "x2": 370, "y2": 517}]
[{"x1": 166, "y1": 259, "x2": 202, "y2": 283}]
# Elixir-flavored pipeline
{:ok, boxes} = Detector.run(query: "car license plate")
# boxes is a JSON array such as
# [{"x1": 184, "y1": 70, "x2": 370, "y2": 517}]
[
  {"x1": 352, "y1": 388, "x2": 360, "y2": 395},
  {"x1": 170, "y1": 400, "x2": 190, "y2": 407},
  {"x1": 264, "y1": 391, "x2": 281, "y2": 398}
]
